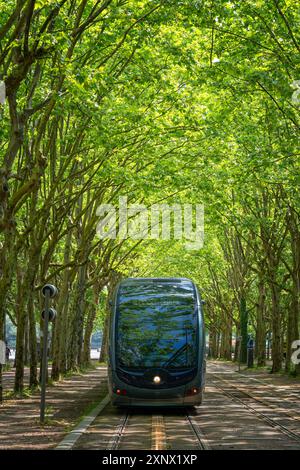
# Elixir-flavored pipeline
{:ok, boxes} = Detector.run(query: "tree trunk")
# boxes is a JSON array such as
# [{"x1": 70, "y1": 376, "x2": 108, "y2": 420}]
[
  {"x1": 240, "y1": 296, "x2": 248, "y2": 363},
  {"x1": 15, "y1": 246, "x2": 40, "y2": 392},
  {"x1": 210, "y1": 328, "x2": 219, "y2": 359},
  {"x1": 68, "y1": 263, "x2": 87, "y2": 371},
  {"x1": 51, "y1": 229, "x2": 72, "y2": 380},
  {"x1": 59, "y1": 295, "x2": 70, "y2": 375},
  {"x1": 270, "y1": 282, "x2": 282, "y2": 373},
  {"x1": 219, "y1": 313, "x2": 232, "y2": 360},
  {"x1": 28, "y1": 293, "x2": 38, "y2": 387},
  {"x1": 99, "y1": 303, "x2": 110, "y2": 363},
  {"x1": 81, "y1": 304, "x2": 96, "y2": 367},
  {"x1": 14, "y1": 268, "x2": 26, "y2": 393},
  {"x1": 0, "y1": 230, "x2": 16, "y2": 338},
  {"x1": 256, "y1": 281, "x2": 266, "y2": 367},
  {"x1": 24, "y1": 316, "x2": 29, "y2": 365},
  {"x1": 234, "y1": 336, "x2": 240, "y2": 362}
]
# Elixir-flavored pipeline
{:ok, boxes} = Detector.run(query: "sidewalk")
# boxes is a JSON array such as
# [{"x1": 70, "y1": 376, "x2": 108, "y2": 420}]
[
  {"x1": 2, "y1": 364, "x2": 33, "y2": 392},
  {"x1": 0, "y1": 365, "x2": 107, "y2": 449}
]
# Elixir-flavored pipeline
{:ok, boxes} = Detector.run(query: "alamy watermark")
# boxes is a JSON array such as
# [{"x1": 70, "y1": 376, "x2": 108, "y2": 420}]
[
  {"x1": 96, "y1": 196, "x2": 204, "y2": 250},
  {"x1": 291, "y1": 340, "x2": 300, "y2": 365}
]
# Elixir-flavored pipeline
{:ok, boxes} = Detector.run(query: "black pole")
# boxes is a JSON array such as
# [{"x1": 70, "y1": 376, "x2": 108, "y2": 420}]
[
  {"x1": 247, "y1": 338, "x2": 254, "y2": 368},
  {"x1": 238, "y1": 336, "x2": 242, "y2": 372},
  {"x1": 40, "y1": 289, "x2": 50, "y2": 424}
]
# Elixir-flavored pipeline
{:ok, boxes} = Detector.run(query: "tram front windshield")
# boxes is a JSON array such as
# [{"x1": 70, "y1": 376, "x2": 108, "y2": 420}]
[{"x1": 116, "y1": 282, "x2": 198, "y2": 370}]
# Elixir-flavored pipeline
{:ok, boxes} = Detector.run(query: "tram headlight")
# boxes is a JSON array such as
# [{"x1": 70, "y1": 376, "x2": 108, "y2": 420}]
[{"x1": 153, "y1": 375, "x2": 161, "y2": 384}]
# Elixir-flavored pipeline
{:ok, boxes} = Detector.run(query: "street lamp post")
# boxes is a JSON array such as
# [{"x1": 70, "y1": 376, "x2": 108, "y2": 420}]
[{"x1": 40, "y1": 284, "x2": 57, "y2": 424}]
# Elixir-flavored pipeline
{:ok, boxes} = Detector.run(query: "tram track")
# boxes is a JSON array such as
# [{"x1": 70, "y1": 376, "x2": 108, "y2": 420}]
[
  {"x1": 210, "y1": 374, "x2": 300, "y2": 444},
  {"x1": 56, "y1": 364, "x2": 300, "y2": 450},
  {"x1": 211, "y1": 362, "x2": 300, "y2": 404},
  {"x1": 106, "y1": 411, "x2": 130, "y2": 450},
  {"x1": 57, "y1": 376, "x2": 299, "y2": 450},
  {"x1": 185, "y1": 411, "x2": 211, "y2": 450},
  {"x1": 210, "y1": 371, "x2": 300, "y2": 421},
  {"x1": 105, "y1": 406, "x2": 210, "y2": 450}
]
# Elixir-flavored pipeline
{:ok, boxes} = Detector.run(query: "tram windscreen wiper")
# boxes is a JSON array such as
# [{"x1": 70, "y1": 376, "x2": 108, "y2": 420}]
[{"x1": 162, "y1": 342, "x2": 191, "y2": 368}]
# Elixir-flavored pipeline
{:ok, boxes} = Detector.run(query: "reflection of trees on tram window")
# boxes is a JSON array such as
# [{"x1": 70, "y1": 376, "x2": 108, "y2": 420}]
[{"x1": 117, "y1": 282, "x2": 198, "y2": 370}]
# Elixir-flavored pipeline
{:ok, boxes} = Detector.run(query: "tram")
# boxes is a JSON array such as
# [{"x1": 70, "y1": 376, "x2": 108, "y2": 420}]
[{"x1": 108, "y1": 277, "x2": 206, "y2": 407}]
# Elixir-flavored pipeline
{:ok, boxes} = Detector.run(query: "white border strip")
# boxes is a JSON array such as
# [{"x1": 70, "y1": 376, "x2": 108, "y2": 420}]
[{"x1": 56, "y1": 394, "x2": 110, "y2": 450}]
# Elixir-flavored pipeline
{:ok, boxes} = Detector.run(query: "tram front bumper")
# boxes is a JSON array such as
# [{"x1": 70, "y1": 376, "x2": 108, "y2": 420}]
[{"x1": 110, "y1": 386, "x2": 203, "y2": 407}]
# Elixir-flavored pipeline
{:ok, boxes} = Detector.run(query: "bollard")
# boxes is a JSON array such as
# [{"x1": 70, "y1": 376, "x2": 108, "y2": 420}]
[
  {"x1": 247, "y1": 337, "x2": 254, "y2": 368},
  {"x1": 40, "y1": 284, "x2": 57, "y2": 424}
]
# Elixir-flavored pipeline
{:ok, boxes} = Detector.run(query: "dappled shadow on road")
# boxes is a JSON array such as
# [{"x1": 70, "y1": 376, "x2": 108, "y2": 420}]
[
  {"x1": 75, "y1": 361, "x2": 300, "y2": 451},
  {"x1": 2, "y1": 361, "x2": 300, "y2": 450},
  {"x1": 0, "y1": 366, "x2": 107, "y2": 449},
  {"x1": 197, "y1": 362, "x2": 300, "y2": 450}
]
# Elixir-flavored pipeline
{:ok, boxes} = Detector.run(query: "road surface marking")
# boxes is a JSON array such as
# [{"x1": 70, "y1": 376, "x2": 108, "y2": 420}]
[{"x1": 151, "y1": 415, "x2": 167, "y2": 450}]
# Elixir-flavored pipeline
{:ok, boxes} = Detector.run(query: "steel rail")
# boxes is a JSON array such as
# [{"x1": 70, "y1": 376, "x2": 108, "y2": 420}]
[
  {"x1": 106, "y1": 411, "x2": 130, "y2": 450},
  {"x1": 210, "y1": 372, "x2": 300, "y2": 421},
  {"x1": 211, "y1": 374, "x2": 300, "y2": 443},
  {"x1": 186, "y1": 411, "x2": 211, "y2": 450}
]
